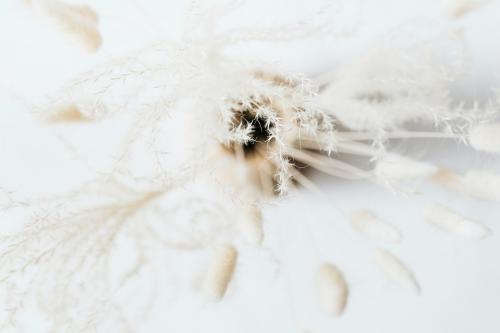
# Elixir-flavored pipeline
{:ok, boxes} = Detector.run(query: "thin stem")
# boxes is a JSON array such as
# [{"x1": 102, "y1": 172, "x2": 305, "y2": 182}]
[
  {"x1": 289, "y1": 169, "x2": 323, "y2": 195},
  {"x1": 336, "y1": 131, "x2": 461, "y2": 141},
  {"x1": 286, "y1": 147, "x2": 372, "y2": 180}
]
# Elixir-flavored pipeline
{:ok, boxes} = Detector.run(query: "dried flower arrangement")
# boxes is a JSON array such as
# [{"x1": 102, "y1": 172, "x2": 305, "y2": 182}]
[{"x1": 1, "y1": 0, "x2": 499, "y2": 331}]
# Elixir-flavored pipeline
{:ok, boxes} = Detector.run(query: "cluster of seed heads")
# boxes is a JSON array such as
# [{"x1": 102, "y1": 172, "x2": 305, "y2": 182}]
[{"x1": 1, "y1": 0, "x2": 500, "y2": 331}]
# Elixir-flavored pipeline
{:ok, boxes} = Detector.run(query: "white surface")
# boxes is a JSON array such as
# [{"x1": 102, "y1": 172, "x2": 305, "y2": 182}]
[{"x1": 0, "y1": 0, "x2": 500, "y2": 332}]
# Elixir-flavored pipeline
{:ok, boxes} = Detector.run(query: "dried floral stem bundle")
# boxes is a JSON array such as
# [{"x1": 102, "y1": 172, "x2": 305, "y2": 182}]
[{"x1": 1, "y1": 0, "x2": 499, "y2": 331}]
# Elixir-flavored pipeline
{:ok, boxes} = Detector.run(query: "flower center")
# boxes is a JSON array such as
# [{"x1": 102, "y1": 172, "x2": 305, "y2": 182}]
[{"x1": 240, "y1": 110, "x2": 273, "y2": 155}]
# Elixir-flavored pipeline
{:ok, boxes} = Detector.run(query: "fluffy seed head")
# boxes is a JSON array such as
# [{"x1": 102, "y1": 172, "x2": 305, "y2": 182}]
[
  {"x1": 203, "y1": 244, "x2": 238, "y2": 301},
  {"x1": 317, "y1": 29, "x2": 454, "y2": 132},
  {"x1": 315, "y1": 263, "x2": 349, "y2": 317},
  {"x1": 210, "y1": 71, "x2": 335, "y2": 196},
  {"x1": 374, "y1": 248, "x2": 420, "y2": 293},
  {"x1": 423, "y1": 203, "x2": 491, "y2": 239},
  {"x1": 350, "y1": 210, "x2": 402, "y2": 243}
]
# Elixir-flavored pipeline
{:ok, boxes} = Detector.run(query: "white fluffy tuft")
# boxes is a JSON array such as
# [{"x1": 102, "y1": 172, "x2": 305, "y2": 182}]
[
  {"x1": 374, "y1": 249, "x2": 420, "y2": 293},
  {"x1": 315, "y1": 263, "x2": 349, "y2": 317},
  {"x1": 202, "y1": 244, "x2": 238, "y2": 302},
  {"x1": 423, "y1": 203, "x2": 491, "y2": 239},
  {"x1": 350, "y1": 210, "x2": 402, "y2": 243}
]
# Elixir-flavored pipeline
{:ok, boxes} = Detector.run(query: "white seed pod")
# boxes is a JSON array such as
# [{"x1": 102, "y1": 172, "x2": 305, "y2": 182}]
[
  {"x1": 442, "y1": 0, "x2": 492, "y2": 18},
  {"x1": 469, "y1": 123, "x2": 500, "y2": 154},
  {"x1": 34, "y1": 0, "x2": 102, "y2": 53},
  {"x1": 423, "y1": 203, "x2": 491, "y2": 239},
  {"x1": 203, "y1": 244, "x2": 238, "y2": 301},
  {"x1": 238, "y1": 205, "x2": 264, "y2": 245},
  {"x1": 374, "y1": 155, "x2": 438, "y2": 182},
  {"x1": 350, "y1": 210, "x2": 401, "y2": 243},
  {"x1": 374, "y1": 248, "x2": 420, "y2": 293},
  {"x1": 315, "y1": 263, "x2": 348, "y2": 317}
]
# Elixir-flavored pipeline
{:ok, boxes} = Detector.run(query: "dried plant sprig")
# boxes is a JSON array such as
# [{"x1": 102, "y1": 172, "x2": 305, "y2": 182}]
[
  {"x1": 2, "y1": 0, "x2": 500, "y2": 330},
  {"x1": 0, "y1": 178, "x2": 163, "y2": 330},
  {"x1": 0, "y1": 173, "x2": 251, "y2": 329}
]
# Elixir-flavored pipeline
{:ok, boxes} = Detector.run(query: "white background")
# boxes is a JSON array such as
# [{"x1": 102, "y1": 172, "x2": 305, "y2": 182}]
[{"x1": 0, "y1": 0, "x2": 500, "y2": 332}]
